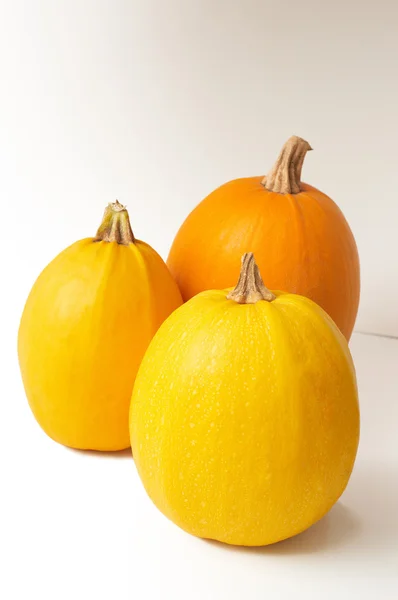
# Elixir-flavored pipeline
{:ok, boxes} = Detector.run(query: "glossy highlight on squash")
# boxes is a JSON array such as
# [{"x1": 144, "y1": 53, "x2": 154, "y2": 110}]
[
  {"x1": 18, "y1": 201, "x2": 182, "y2": 451},
  {"x1": 130, "y1": 253, "x2": 360, "y2": 546}
]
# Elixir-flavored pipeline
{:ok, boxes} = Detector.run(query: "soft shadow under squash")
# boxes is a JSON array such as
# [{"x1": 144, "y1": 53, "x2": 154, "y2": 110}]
[
  {"x1": 66, "y1": 446, "x2": 133, "y2": 460},
  {"x1": 204, "y1": 502, "x2": 362, "y2": 555}
]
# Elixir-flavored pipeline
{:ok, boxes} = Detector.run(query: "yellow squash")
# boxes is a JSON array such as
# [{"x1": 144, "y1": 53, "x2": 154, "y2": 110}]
[
  {"x1": 18, "y1": 201, "x2": 182, "y2": 451},
  {"x1": 130, "y1": 253, "x2": 360, "y2": 546}
]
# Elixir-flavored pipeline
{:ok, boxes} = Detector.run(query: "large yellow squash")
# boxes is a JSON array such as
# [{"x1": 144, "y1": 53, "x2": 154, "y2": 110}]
[
  {"x1": 130, "y1": 253, "x2": 360, "y2": 546},
  {"x1": 18, "y1": 201, "x2": 182, "y2": 451}
]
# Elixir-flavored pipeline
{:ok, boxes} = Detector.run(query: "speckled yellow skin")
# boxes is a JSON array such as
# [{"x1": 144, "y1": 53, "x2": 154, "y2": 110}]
[
  {"x1": 130, "y1": 289, "x2": 360, "y2": 546},
  {"x1": 18, "y1": 238, "x2": 182, "y2": 451}
]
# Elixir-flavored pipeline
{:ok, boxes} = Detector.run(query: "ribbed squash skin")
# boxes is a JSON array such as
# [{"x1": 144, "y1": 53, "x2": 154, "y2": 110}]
[
  {"x1": 18, "y1": 238, "x2": 182, "y2": 451},
  {"x1": 167, "y1": 180, "x2": 360, "y2": 340},
  {"x1": 130, "y1": 287, "x2": 360, "y2": 546}
]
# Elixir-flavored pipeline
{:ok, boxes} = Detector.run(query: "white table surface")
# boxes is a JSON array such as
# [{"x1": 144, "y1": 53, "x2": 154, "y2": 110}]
[{"x1": 2, "y1": 332, "x2": 397, "y2": 599}]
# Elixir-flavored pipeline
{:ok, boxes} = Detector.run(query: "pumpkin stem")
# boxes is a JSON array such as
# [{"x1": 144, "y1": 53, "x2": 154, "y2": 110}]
[
  {"x1": 262, "y1": 135, "x2": 312, "y2": 194},
  {"x1": 94, "y1": 200, "x2": 135, "y2": 245},
  {"x1": 227, "y1": 253, "x2": 275, "y2": 304}
]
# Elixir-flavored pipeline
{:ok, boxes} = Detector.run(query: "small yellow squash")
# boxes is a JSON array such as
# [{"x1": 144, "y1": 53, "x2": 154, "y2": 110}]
[
  {"x1": 18, "y1": 201, "x2": 182, "y2": 451},
  {"x1": 130, "y1": 253, "x2": 360, "y2": 546}
]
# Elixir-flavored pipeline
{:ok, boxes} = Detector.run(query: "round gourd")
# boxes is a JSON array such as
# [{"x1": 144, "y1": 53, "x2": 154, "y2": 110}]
[
  {"x1": 167, "y1": 136, "x2": 360, "y2": 340},
  {"x1": 130, "y1": 253, "x2": 360, "y2": 546},
  {"x1": 18, "y1": 201, "x2": 182, "y2": 451}
]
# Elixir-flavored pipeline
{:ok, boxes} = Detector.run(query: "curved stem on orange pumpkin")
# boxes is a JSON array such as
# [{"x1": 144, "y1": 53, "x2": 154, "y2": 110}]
[
  {"x1": 95, "y1": 200, "x2": 135, "y2": 245},
  {"x1": 262, "y1": 136, "x2": 312, "y2": 194},
  {"x1": 227, "y1": 253, "x2": 275, "y2": 304}
]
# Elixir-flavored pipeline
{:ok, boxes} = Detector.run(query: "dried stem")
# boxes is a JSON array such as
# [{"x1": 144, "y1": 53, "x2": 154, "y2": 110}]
[
  {"x1": 262, "y1": 136, "x2": 312, "y2": 194},
  {"x1": 227, "y1": 253, "x2": 275, "y2": 304},
  {"x1": 95, "y1": 200, "x2": 135, "y2": 245}
]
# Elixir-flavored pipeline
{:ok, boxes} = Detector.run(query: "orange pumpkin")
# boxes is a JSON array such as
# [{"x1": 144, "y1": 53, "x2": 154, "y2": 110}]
[{"x1": 167, "y1": 136, "x2": 360, "y2": 339}]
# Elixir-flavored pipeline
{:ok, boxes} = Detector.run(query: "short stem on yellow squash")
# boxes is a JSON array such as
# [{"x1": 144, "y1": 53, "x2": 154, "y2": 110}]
[
  {"x1": 95, "y1": 200, "x2": 135, "y2": 245},
  {"x1": 227, "y1": 253, "x2": 275, "y2": 304},
  {"x1": 262, "y1": 135, "x2": 312, "y2": 194}
]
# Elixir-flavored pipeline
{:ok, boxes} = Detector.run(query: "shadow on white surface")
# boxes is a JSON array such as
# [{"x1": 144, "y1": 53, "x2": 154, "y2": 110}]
[
  {"x1": 205, "y1": 462, "x2": 398, "y2": 557},
  {"x1": 344, "y1": 463, "x2": 398, "y2": 551},
  {"x1": 65, "y1": 446, "x2": 133, "y2": 460},
  {"x1": 269, "y1": 503, "x2": 362, "y2": 554},
  {"x1": 205, "y1": 502, "x2": 362, "y2": 556}
]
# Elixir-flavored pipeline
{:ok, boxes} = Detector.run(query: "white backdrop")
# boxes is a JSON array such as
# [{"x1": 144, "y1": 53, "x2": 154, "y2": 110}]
[
  {"x1": 2, "y1": 4, "x2": 398, "y2": 599},
  {"x1": 1, "y1": 0, "x2": 398, "y2": 336}
]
